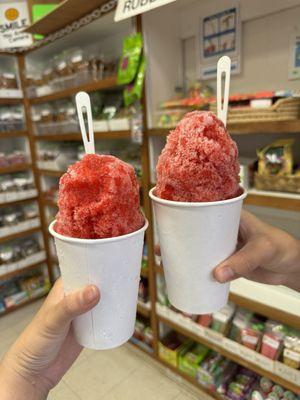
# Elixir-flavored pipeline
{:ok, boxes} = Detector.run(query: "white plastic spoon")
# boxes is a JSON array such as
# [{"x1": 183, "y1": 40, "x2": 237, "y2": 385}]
[
  {"x1": 75, "y1": 91, "x2": 95, "y2": 154},
  {"x1": 217, "y1": 56, "x2": 231, "y2": 127}
]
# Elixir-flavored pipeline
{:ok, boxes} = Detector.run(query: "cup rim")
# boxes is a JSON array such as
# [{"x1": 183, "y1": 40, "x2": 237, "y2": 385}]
[
  {"x1": 49, "y1": 218, "x2": 148, "y2": 244},
  {"x1": 149, "y1": 186, "x2": 247, "y2": 207}
]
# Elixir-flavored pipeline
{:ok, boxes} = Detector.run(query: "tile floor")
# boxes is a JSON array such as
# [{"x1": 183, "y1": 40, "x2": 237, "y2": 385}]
[{"x1": 0, "y1": 299, "x2": 212, "y2": 400}]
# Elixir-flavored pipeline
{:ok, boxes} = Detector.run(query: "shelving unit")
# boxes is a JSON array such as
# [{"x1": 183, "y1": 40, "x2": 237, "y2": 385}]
[{"x1": 0, "y1": 1, "x2": 299, "y2": 398}]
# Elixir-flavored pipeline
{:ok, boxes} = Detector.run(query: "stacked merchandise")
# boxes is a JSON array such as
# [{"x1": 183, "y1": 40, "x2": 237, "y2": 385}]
[
  {"x1": 157, "y1": 279, "x2": 300, "y2": 372},
  {"x1": 0, "y1": 268, "x2": 50, "y2": 313},
  {"x1": 159, "y1": 331, "x2": 300, "y2": 399},
  {"x1": 0, "y1": 203, "x2": 40, "y2": 238},
  {"x1": 25, "y1": 48, "x2": 118, "y2": 98},
  {"x1": 0, "y1": 236, "x2": 45, "y2": 277},
  {"x1": 0, "y1": 150, "x2": 28, "y2": 167},
  {"x1": 0, "y1": 173, "x2": 37, "y2": 203},
  {"x1": 0, "y1": 107, "x2": 24, "y2": 132},
  {"x1": 131, "y1": 316, "x2": 153, "y2": 353}
]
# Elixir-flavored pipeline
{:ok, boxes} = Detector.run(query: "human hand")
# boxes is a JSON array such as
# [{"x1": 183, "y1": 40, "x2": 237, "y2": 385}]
[
  {"x1": 0, "y1": 278, "x2": 100, "y2": 400},
  {"x1": 214, "y1": 210, "x2": 300, "y2": 291}
]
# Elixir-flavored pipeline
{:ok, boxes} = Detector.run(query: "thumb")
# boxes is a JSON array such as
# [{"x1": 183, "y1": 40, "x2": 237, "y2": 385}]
[
  {"x1": 44, "y1": 280, "x2": 100, "y2": 333},
  {"x1": 213, "y1": 237, "x2": 271, "y2": 283}
]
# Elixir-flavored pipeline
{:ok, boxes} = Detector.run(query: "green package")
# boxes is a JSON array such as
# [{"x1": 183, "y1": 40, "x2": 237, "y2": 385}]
[
  {"x1": 124, "y1": 56, "x2": 146, "y2": 107},
  {"x1": 178, "y1": 343, "x2": 209, "y2": 378},
  {"x1": 117, "y1": 33, "x2": 143, "y2": 85}
]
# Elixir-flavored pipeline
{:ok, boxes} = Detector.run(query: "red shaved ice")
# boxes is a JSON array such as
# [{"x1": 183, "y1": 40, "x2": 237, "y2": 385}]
[
  {"x1": 55, "y1": 154, "x2": 144, "y2": 239},
  {"x1": 156, "y1": 111, "x2": 240, "y2": 202}
]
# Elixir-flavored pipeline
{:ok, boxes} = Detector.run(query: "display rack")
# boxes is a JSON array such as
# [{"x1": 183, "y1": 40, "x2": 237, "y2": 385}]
[{"x1": 0, "y1": 2, "x2": 299, "y2": 399}]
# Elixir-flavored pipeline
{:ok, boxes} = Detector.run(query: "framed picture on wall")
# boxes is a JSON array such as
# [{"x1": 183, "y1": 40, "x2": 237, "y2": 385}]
[
  {"x1": 199, "y1": 2, "x2": 241, "y2": 80},
  {"x1": 288, "y1": 32, "x2": 300, "y2": 80}
]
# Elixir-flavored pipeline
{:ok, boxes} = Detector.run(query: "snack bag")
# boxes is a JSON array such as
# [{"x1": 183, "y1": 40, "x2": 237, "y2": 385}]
[{"x1": 117, "y1": 33, "x2": 143, "y2": 85}]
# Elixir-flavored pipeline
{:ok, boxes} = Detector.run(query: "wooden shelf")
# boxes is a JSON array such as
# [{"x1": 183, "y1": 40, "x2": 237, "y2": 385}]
[
  {"x1": 148, "y1": 120, "x2": 300, "y2": 137},
  {"x1": 0, "y1": 163, "x2": 32, "y2": 174},
  {"x1": 38, "y1": 169, "x2": 64, "y2": 177},
  {"x1": 137, "y1": 301, "x2": 151, "y2": 318},
  {"x1": 34, "y1": 131, "x2": 132, "y2": 141},
  {"x1": 25, "y1": 0, "x2": 112, "y2": 36},
  {"x1": 159, "y1": 315, "x2": 299, "y2": 393},
  {"x1": 0, "y1": 226, "x2": 41, "y2": 244},
  {"x1": 1, "y1": 292, "x2": 48, "y2": 317},
  {"x1": 158, "y1": 358, "x2": 220, "y2": 400},
  {"x1": 246, "y1": 190, "x2": 300, "y2": 212},
  {"x1": 0, "y1": 98, "x2": 23, "y2": 105},
  {"x1": 0, "y1": 130, "x2": 27, "y2": 139},
  {"x1": 140, "y1": 268, "x2": 148, "y2": 278},
  {"x1": 29, "y1": 76, "x2": 118, "y2": 104},
  {"x1": 42, "y1": 197, "x2": 58, "y2": 208},
  {"x1": 230, "y1": 279, "x2": 300, "y2": 329},
  {"x1": 0, "y1": 260, "x2": 46, "y2": 282},
  {"x1": 0, "y1": 196, "x2": 38, "y2": 208}
]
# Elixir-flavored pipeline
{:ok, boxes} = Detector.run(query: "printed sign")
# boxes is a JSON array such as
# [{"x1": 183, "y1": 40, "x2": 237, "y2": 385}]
[
  {"x1": 289, "y1": 33, "x2": 300, "y2": 80},
  {"x1": 115, "y1": 0, "x2": 176, "y2": 22},
  {"x1": 199, "y1": 4, "x2": 241, "y2": 79},
  {"x1": 0, "y1": 1, "x2": 32, "y2": 49}
]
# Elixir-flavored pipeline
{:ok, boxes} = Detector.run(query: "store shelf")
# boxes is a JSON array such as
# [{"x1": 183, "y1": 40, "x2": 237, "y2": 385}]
[
  {"x1": 230, "y1": 279, "x2": 300, "y2": 329},
  {"x1": 155, "y1": 265, "x2": 300, "y2": 329},
  {"x1": 0, "y1": 196, "x2": 38, "y2": 208},
  {"x1": 245, "y1": 189, "x2": 300, "y2": 212},
  {"x1": 38, "y1": 169, "x2": 64, "y2": 177},
  {"x1": 0, "y1": 98, "x2": 23, "y2": 105},
  {"x1": 148, "y1": 120, "x2": 300, "y2": 137},
  {"x1": 158, "y1": 313, "x2": 300, "y2": 393},
  {"x1": 158, "y1": 358, "x2": 220, "y2": 400},
  {"x1": 42, "y1": 198, "x2": 58, "y2": 208},
  {"x1": 0, "y1": 163, "x2": 32, "y2": 174},
  {"x1": 34, "y1": 130, "x2": 132, "y2": 141},
  {"x1": 0, "y1": 130, "x2": 27, "y2": 139},
  {"x1": 0, "y1": 260, "x2": 46, "y2": 282},
  {"x1": 137, "y1": 301, "x2": 151, "y2": 317},
  {"x1": 29, "y1": 76, "x2": 118, "y2": 104},
  {"x1": 25, "y1": 0, "x2": 112, "y2": 36},
  {"x1": 1, "y1": 291, "x2": 48, "y2": 317},
  {"x1": 0, "y1": 226, "x2": 41, "y2": 244}
]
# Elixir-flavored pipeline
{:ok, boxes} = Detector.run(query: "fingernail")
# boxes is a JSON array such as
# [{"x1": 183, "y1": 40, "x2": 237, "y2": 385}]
[
  {"x1": 83, "y1": 286, "x2": 98, "y2": 304},
  {"x1": 217, "y1": 267, "x2": 235, "y2": 283}
]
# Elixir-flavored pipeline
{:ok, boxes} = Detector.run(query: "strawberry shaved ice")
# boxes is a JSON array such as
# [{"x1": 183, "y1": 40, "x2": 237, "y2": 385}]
[
  {"x1": 156, "y1": 111, "x2": 240, "y2": 202},
  {"x1": 55, "y1": 154, "x2": 144, "y2": 239}
]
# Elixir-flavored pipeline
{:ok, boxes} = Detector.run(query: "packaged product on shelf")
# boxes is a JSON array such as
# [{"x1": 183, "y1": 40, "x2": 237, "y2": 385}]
[
  {"x1": 133, "y1": 319, "x2": 146, "y2": 341},
  {"x1": 0, "y1": 107, "x2": 24, "y2": 132},
  {"x1": 42, "y1": 68, "x2": 55, "y2": 85},
  {"x1": 144, "y1": 327, "x2": 153, "y2": 346},
  {"x1": 229, "y1": 308, "x2": 254, "y2": 343},
  {"x1": 124, "y1": 56, "x2": 146, "y2": 107},
  {"x1": 197, "y1": 352, "x2": 236, "y2": 391},
  {"x1": 0, "y1": 72, "x2": 18, "y2": 89},
  {"x1": 20, "y1": 272, "x2": 50, "y2": 298},
  {"x1": 241, "y1": 322, "x2": 264, "y2": 351},
  {"x1": 117, "y1": 33, "x2": 143, "y2": 85},
  {"x1": 225, "y1": 368, "x2": 258, "y2": 399},
  {"x1": 70, "y1": 49, "x2": 90, "y2": 81},
  {"x1": 198, "y1": 314, "x2": 213, "y2": 328},
  {"x1": 138, "y1": 277, "x2": 149, "y2": 303},
  {"x1": 257, "y1": 139, "x2": 294, "y2": 176},
  {"x1": 159, "y1": 331, "x2": 189, "y2": 367},
  {"x1": 178, "y1": 342, "x2": 210, "y2": 378},
  {"x1": 40, "y1": 105, "x2": 55, "y2": 123},
  {"x1": 260, "y1": 321, "x2": 287, "y2": 360},
  {"x1": 4, "y1": 290, "x2": 29, "y2": 308},
  {"x1": 283, "y1": 334, "x2": 300, "y2": 369},
  {"x1": 211, "y1": 302, "x2": 236, "y2": 334}
]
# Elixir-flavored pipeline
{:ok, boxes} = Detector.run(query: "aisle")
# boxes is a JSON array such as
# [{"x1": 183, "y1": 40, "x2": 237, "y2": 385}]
[{"x1": 0, "y1": 299, "x2": 210, "y2": 400}]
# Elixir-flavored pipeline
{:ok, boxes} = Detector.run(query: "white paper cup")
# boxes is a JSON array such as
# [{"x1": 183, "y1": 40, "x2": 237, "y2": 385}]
[
  {"x1": 49, "y1": 220, "x2": 148, "y2": 350},
  {"x1": 149, "y1": 188, "x2": 247, "y2": 314}
]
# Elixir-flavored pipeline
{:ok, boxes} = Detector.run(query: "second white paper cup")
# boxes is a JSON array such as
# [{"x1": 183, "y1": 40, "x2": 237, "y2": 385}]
[
  {"x1": 49, "y1": 220, "x2": 148, "y2": 350},
  {"x1": 149, "y1": 188, "x2": 247, "y2": 314}
]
